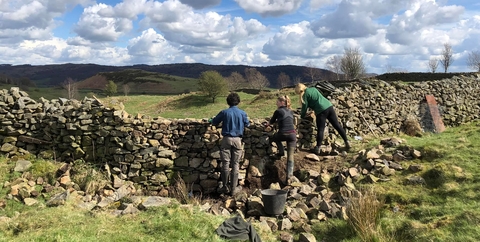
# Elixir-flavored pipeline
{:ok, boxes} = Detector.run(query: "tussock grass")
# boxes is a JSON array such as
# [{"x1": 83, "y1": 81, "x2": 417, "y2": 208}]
[
  {"x1": 30, "y1": 158, "x2": 60, "y2": 184},
  {"x1": 170, "y1": 173, "x2": 189, "y2": 204},
  {"x1": 70, "y1": 160, "x2": 110, "y2": 195},
  {"x1": 346, "y1": 188, "x2": 388, "y2": 242}
]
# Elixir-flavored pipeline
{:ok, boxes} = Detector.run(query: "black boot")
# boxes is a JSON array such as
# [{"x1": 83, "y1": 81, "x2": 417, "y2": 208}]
[
  {"x1": 345, "y1": 140, "x2": 351, "y2": 151},
  {"x1": 219, "y1": 170, "x2": 230, "y2": 194},
  {"x1": 230, "y1": 172, "x2": 239, "y2": 195},
  {"x1": 275, "y1": 141, "x2": 285, "y2": 159},
  {"x1": 286, "y1": 146, "x2": 295, "y2": 184}
]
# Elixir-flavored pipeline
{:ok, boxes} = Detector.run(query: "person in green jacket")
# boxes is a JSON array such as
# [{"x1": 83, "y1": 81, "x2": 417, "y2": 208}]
[{"x1": 295, "y1": 83, "x2": 350, "y2": 154}]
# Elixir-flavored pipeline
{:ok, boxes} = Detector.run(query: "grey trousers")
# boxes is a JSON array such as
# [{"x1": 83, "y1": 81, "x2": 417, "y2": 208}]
[{"x1": 220, "y1": 136, "x2": 243, "y2": 185}]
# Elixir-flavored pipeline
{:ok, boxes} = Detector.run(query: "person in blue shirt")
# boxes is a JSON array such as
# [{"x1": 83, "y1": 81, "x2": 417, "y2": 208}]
[{"x1": 211, "y1": 92, "x2": 250, "y2": 195}]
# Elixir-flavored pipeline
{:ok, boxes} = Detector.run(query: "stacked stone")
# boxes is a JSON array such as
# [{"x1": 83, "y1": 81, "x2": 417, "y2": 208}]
[
  {"x1": 1, "y1": 74, "x2": 480, "y2": 194},
  {"x1": 329, "y1": 74, "x2": 480, "y2": 136}
]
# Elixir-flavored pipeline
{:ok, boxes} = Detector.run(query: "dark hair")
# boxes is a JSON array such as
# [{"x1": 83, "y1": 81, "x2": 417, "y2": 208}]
[{"x1": 227, "y1": 92, "x2": 241, "y2": 106}]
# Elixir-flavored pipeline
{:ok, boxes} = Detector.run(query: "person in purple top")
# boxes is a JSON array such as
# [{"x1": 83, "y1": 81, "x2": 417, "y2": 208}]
[{"x1": 211, "y1": 92, "x2": 250, "y2": 195}]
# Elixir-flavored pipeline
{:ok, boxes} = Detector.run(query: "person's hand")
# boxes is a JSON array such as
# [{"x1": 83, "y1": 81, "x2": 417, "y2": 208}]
[{"x1": 208, "y1": 116, "x2": 215, "y2": 123}]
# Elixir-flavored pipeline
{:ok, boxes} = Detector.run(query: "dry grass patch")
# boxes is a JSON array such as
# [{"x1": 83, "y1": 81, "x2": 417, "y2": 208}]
[{"x1": 347, "y1": 188, "x2": 388, "y2": 242}]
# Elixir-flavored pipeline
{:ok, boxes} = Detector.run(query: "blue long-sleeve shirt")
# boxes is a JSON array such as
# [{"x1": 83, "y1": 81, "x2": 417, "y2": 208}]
[{"x1": 212, "y1": 106, "x2": 250, "y2": 137}]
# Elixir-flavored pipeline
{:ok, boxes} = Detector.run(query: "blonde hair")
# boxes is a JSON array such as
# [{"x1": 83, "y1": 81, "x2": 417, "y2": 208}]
[
  {"x1": 295, "y1": 83, "x2": 307, "y2": 104},
  {"x1": 278, "y1": 95, "x2": 291, "y2": 109}
]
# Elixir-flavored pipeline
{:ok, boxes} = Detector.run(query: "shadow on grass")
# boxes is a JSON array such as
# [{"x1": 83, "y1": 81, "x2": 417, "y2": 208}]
[
  {"x1": 311, "y1": 219, "x2": 356, "y2": 241},
  {"x1": 166, "y1": 94, "x2": 223, "y2": 109}
]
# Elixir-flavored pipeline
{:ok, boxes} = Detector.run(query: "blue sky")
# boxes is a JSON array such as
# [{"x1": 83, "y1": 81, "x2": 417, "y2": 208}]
[{"x1": 1, "y1": 0, "x2": 479, "y2": 74}]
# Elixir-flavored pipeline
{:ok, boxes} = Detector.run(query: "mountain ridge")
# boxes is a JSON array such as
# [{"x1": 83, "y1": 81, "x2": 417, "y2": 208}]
[{"x1": 0, "y1": 63, "x2": 334, "y2": 88}]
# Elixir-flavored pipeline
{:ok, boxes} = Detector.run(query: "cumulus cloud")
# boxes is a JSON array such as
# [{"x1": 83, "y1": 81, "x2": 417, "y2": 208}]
[
  {"x1": 263, "y1": 21, "x2": 328, "y2": 59},
  {"x1": 310, "y1": 0, "x2": 379, "y2": 39},
  {"x1": 179, "y1": 0, "x2": 221, "y2": 9},
  {"x1": 0, "y1": 0, "x2": 90, "y2": 30},
  {"x1": 74, "y1": 3, "x2": 133, "y2": 42},
  {"x1": 309, "y1": 0, "x2": 334, "y2": 10},
  {"x1": 386, "y1": 1, "x2": 464, "y2": 45},
  {"x1": 235, "y1": 0, "x2": 302, "y2": 17},
  {"x1": 97, "y1": 0, "x2": 147, "y2": 19},
  {"x1": 0, "y1": 26, "x2": 54, "y2": 44},
  {"x1": 143, "y1": 0, "x2": 268, "y2": 50},
  {"x1": 127, "y1": 28, "x2": 171, "y2": 56}
]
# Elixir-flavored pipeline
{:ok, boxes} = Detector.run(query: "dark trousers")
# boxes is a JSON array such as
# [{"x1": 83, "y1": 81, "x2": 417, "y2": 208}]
[
  {"x1": 272, "y1": 132, "x2": 297, "y2": 154},
  {"x1": 316, "y1": 106, "x2": 348, "y2": 146}
]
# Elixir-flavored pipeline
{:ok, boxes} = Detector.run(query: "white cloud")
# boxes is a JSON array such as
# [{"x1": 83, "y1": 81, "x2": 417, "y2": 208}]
[
  {"x1": 179, "y1": 0, "x2": 221, "y2": 9},
  {"x1": 263, "y1": 21, "x2": 344, "y2": 60},
  {"x1": 74, "y1": 3, "x2": 133, "y2": 42},
  {"x1": 0, "y1": 0, "x2": 478, "y2": 73},
  {"x1": 386, "y1": 1, "x2": 464, "y2": 44},
  {"x1": 309, "y1": 0, "x2": 334, "y2": 10},
  {"x1": 127, "y1": 28, "x2": 174, "y2": 57},
  {"x1": 143, "y1": 1, "x2": 268, "y2": 51},
  {"x1": 310, "y1": 0, "x2": 379, "y2": 39},
  {"x1": 98, "y1": 0, "x2": 147, "y2": 19},
  {"x1": 0, "y1": 0, "x2": 89, "y2": 29},
  {"x1": 235, "y1": 0, "x2": 303, "y2": 17}
]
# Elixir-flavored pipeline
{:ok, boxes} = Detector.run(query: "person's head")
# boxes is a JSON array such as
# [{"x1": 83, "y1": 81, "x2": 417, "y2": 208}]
[
  {"x1": 277, "y1": 95, "x2": 291, "y2": 109},
  {"x1": 226, "y1": 92, "x2": 241, "y2": 106},
  {"x1": 295, "y1": 83, "x2": 307, "y2": 104}
]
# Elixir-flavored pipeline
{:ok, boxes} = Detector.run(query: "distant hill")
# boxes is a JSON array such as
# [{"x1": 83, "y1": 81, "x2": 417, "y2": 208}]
[{"x1": 0, "y1": 63, "x2": 335, "y2": 88}]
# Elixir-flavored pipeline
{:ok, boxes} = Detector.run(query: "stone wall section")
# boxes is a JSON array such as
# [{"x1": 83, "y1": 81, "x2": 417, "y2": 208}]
[{"x1": 1, "y1": 74, "x2": 479, "y2": 194}]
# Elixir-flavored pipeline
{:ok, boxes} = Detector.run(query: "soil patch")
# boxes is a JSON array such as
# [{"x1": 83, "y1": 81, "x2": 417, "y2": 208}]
[{"x1": 245, "y1": 148, "x2": 349, "y2": 191}]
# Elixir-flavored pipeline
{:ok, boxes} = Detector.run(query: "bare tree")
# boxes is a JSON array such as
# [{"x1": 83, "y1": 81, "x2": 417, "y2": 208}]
[
  {"x1": 385, "y1": 64, "x2": 408, "y2": 73},
  {"x1": 428, "y1": 58, "x2": 439, "y2": 73},
  {"x1": 467, "y1": 50, "x2": 480, "y2": 72},
  {"x1": 325, "y1": 55, "x2": 342, "y2": 80},
  {"x1": 226, "y1": 71, "x2": 247, "y2": 91},
  {"x1": 62, "y1": 77, "x2": 78, "y2": 99},
  {"x1": 439, "y1": 43, "x2": 454, "y2": 73},
  {"x1": 277, "y1": 72, "x2": 291, "y2": 88},
  {"x1": 123, "y1": 84, "x2": 131, "y2": 96},
  {"x1": 304, "y1": 61, "x2": 322, "y2": 83},
  {"x1": 245, "y1": 68, "x2": 269, "y2": 90},
  {"x1": 293, "y1": 76, "x2": 302, "y2": 85},
  {"x1": 340, "y1": 47, "x2": 366, "y2": 80}
]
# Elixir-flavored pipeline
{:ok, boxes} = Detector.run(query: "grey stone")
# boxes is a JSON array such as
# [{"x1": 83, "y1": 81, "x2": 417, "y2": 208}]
[
  {"x1": 139, "y1": 196, "x2": 172, "y2": 209},
  {"x1": 14, "y1": 159, "x2": 32, "y2": 172}
]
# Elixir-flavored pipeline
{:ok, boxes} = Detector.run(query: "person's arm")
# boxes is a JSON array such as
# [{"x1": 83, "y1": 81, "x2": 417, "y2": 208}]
[
  {"x1": 300, "y1": 92, "x2": 309, "y2": 118},
  {"x1": 211, "y1": 111, "x2": 224, "y2": 125},
  {"x1": 243, "y1": 112, "x2": 250, "y2": 127},
  {"x1": 269, "y1": 110, "x2": 279, "y2": 124}
]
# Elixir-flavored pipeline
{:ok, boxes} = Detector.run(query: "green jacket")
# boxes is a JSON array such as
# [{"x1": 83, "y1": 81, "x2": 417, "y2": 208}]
[{"x1": 300, "y1": 87, "x2": 333, "y2": 118}]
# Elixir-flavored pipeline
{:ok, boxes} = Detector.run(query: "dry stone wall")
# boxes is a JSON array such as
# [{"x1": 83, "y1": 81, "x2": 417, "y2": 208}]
[{"x1": 1, "y1": 74, "x2": 479, "y2": 194}]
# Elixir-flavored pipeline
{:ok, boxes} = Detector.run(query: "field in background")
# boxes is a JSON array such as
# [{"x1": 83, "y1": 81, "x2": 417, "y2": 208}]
[
  {"x1": 104, "y1": 89, "x2": 299, "y2": 119},
  {"x1": 93, "y1": 69, "x2": 200, "y2": 94}
]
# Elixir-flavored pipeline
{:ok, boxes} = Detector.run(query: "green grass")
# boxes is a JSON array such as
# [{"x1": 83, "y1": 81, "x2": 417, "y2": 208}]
[
  {"x1": 314, "y1": 121, "x2": 480, "y2": 242},
  {"x1": 0, "y1": 202, "x2": 229, "y2": 242},
  {"x1": 106, "y1": 89, "x2": 300, "y2": 119}
]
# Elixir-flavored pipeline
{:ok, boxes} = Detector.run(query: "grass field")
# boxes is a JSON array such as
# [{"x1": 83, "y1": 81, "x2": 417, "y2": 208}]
[{"x1": 104, "y1": 89, "x2": 299, "y2": 119}]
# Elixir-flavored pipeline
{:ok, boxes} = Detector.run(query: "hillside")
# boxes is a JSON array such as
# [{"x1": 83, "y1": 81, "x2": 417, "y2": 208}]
[{"x1": 0, "y1": 63, "x2": 334, "y2": 88}]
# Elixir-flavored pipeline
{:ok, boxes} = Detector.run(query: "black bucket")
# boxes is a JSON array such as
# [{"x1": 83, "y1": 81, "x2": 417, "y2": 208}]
[{"x1": 261, "y1": 189, "x2": 287, "y2": 215}]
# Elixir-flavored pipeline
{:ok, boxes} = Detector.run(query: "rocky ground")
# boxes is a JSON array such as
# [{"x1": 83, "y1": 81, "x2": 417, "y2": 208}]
[{"x1": 1, "y1": 137, "x2": 425, "y2": 242}]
